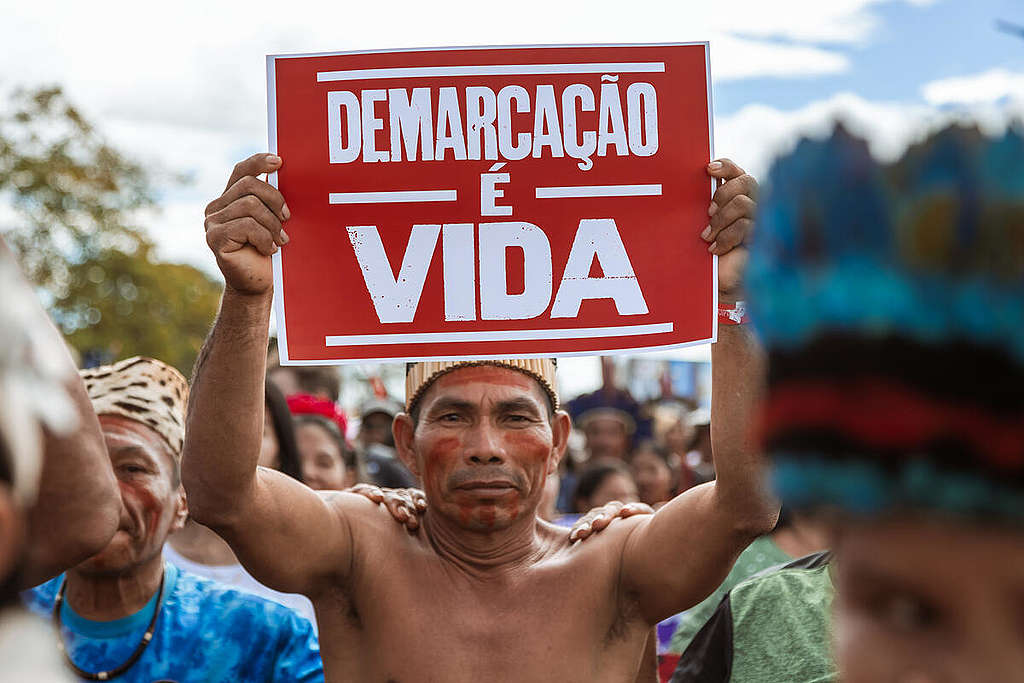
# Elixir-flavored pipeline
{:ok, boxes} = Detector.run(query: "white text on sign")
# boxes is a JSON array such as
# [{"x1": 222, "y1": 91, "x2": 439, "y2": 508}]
[
  {"x1": 346, "y1": 219, "x2": 649, "y2": 324},
  {"x1": 327, "y1": 81, "x2": 658, "y2": 171}
]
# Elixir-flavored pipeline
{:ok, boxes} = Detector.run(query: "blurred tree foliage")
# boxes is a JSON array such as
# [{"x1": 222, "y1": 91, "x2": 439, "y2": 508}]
[
  {"x1": 0, "y1": 86, "x2": 221, "y2": 374},
  {"x1": 54, "y1": 245, "x2": 222, "y2": 374}
]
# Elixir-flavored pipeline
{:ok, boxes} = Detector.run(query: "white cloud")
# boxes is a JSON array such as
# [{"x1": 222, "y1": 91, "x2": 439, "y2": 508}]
[
  {"x1": 922, "y1": 68, "x2": 1024, "y2": 106},
  {"x1": 2, "y1": 0, "x2": 930, "y2": 131},
  {"x1": 715, "y1": 92, "x2": 1024, "y2": 181},
  {"x1": 695, "y1": 0, "x2": 933, "y2": 45},
  {"x1": 711, "y1": 36, "x2": 849, "y2": 80}
]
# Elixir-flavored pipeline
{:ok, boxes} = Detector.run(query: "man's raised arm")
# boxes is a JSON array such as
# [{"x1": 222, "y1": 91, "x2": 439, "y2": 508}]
[
  {"x1": 0, "y1": 239, "x2": 121, "y2": 587},
  {"x1": 619, "y1": 160, "x2": 779, "y2": 624},
  {"x1": 182, "y1": 154, "x2": 354, "y2": 596}
]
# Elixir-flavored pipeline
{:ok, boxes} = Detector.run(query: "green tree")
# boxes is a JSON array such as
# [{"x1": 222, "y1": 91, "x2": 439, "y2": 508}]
[
  {"x1": 0, "y1": 85, "x2": 220, "y2": 374},
  {"x1": 54, "y1": 245, "x2": 222, "y2": 374},
  {"x1": 0, "y1": 86, "x2": 153, "y2": 292}
]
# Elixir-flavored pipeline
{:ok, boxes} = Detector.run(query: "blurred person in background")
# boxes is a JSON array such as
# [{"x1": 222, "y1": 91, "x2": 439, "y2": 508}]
[
  {"x1": 566, "y1": 357, "x2": 652, "y2": 442},
  {"x1": 288, "y1": 393, "x2": 359, "y2": 491},
  {"x1": 268, "y1": 364, "x2": 341, "y2": 404},
  {"x1": 572, "y1": 459, "x2": 640, "y2": 515},
  {"x1": 661, "y1": 508, "x2": 828, "y2": 679},
  {"x1": 23, "y1": 357, "x2": 323, "y2": 682},
  {"x1": 577, "y1": 407, "x2": 635, "y2": 461},
  {"x1": 670, "y1": 548, "x2": 834, "y2": 682},
  {"x1": 730, "y1": 125, "x2": 1024, "y2": 683},
  {"x1": 683, "y1": 410, "x2": 714, "y2": 484},
  {"x1": 648, "y1": 401, "x2": 698, "y2": 495},
  {"x1": 631, "y1": 443, "x2": 681, "y2": 508},
  {"x1": 658, "y1": 407, "x2": 695, "y2": 461},
  {"x1": 0, "y1": 240, "x2": 120, "y2": 681},
  {"x1": 165, "y1": 379, "x2": 316, "y2": 623},
  {"x1": 357, "y1": 397, "x2": 417, "y2": 489},
  {"x1": 356, "y1": 396, "x2": 401, "y2": 449}
]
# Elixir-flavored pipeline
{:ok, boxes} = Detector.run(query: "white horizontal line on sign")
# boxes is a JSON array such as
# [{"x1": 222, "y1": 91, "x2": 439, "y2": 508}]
[
  {"x1": 325, "y1": 322, "x2": 673, "y2": 346},
  {"x1": 328, "y1": 190, "x2": 457, "y2": 204},
  {"x1": 316, "y1": 62, "x2": 665, "y2": 82},
  {"x1": 535, "y1": 184, "x2": 663, "y2": 199}
]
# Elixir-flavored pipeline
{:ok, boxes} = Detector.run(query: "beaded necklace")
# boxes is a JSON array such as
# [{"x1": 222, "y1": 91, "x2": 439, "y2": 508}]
[{"x1": 52, "y1": 571, "x2": 166, "y2": 681}]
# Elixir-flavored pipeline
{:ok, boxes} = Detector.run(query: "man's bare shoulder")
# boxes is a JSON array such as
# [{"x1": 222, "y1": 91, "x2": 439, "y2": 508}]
[
  {"x1": 546, "y1": 515, "x2": 650, "y2": 562},
  {"x1": 317, "y1": 490, "x2": 415, "y2": 536}
]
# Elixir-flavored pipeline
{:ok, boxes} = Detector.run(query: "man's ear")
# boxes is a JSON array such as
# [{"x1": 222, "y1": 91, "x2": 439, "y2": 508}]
[
  {"x1": 170, "y1": 485, "x2": 188, "y2": 534},
  {"x1": 548, "y1": 410, "x2": 572, "y2": 476},
  {"x1": 392, "y1": 413, "x2": 420, "y2": 478}
]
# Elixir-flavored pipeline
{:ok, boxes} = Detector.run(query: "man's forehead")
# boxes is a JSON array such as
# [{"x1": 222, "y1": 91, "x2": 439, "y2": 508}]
[
  {"x1": 420, "y1": 366, "x2": 549, "y2": 408},
  {"x1": 99, "y1": 414, "x2": 171, "y2": 458}
]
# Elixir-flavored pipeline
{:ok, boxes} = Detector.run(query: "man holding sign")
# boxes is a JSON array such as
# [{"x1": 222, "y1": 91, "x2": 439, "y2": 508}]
[
  {"x1": 186, "y1": 40, "x2": 767, "y2": 682},
  {"x1": 184, "y1": 145, "x2": 771, "y2": 682}
]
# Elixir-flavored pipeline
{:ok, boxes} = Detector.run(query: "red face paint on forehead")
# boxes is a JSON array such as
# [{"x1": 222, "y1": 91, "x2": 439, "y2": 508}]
[
  {"x1": 417, "y1": 365, "x2": 552, "y2": 419},
  {"x1": 99, "y1": 414, "x2": 178, "y2": 476}
]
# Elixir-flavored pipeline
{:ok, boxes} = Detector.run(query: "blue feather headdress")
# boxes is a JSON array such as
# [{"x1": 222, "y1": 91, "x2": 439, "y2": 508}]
[{"x1": 748, "y1": 124, "x2": 1024, "y2": 521}]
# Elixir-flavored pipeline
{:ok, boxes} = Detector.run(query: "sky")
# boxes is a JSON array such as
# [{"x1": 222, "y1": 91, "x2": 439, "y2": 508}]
[{"x1": 3, "y1": 0, "x2": 1023, "y2": 395}]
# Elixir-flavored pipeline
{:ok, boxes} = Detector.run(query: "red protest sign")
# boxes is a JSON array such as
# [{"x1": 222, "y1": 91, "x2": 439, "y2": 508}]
[{"x1": 268, "y1": 43, "x2": 715, "y2": 364}]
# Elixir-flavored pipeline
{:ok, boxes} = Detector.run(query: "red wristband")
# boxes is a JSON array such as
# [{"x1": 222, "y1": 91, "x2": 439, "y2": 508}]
[{"x1": 718, "y1": 300, "x2": 749, "y2": 325}]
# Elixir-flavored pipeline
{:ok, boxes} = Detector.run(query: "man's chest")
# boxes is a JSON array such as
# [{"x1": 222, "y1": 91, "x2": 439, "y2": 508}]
[{"x1": 317, "y1": 554, "x2": 649, "y2": 682}]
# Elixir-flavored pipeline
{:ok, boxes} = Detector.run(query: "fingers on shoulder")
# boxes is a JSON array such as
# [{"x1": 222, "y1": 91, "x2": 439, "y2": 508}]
[
  {"x1": 349, "y1": 483, "x2": 385, "y2": 503},
  {"x1": 620, "y1": 502, "x2": 656, "y2": 518},
  {"x1": 593, "y1": 500, "x2": 625, "y2": 527}
]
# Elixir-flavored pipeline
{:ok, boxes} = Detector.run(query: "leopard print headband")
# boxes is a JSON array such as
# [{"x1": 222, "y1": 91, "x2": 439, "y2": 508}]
[{"x1": 80, "y1": 357, "x2": 188, "y2": 460}]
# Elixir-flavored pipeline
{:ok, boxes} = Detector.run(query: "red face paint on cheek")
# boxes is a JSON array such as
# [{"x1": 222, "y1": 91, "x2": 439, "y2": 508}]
[
  {"x1": 421, "y1": 435, "x2": 461, "y2": 480},
  {"x1": 121, "y1": 481, "x2": 163, "y2": 542},
  {"x1": 502, "y1": 492, "x2": 522, "y2": 523}
]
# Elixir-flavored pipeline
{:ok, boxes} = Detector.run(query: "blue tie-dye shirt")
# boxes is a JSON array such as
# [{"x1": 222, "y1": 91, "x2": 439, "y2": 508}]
[{"x1": 23, "y1": 563, "x2": 324, "y2": 683}]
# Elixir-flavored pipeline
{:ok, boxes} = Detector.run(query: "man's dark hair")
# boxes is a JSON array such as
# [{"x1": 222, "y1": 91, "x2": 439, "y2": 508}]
[{"x1": 265, "y1": 379, "x2": 305, "y2": 483}]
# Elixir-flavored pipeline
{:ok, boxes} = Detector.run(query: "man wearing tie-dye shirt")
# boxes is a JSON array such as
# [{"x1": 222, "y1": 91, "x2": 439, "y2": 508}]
[{"x1": 23, "y1": 357, "x2": 323, "y2": 682}]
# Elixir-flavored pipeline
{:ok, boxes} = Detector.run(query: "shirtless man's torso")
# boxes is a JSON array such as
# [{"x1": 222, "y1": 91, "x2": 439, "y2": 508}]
[{"x1": 315, "y1": 496, "x2": 647, "y2": 681}]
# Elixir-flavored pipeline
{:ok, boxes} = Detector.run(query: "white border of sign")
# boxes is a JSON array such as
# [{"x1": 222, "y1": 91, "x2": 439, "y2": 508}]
[{"x1": 267, "y1": 43, "x2": 717, "y2": 365}]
